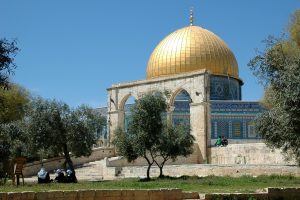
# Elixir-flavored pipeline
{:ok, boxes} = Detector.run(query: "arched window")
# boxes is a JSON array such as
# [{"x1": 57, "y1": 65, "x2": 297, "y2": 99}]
[
  {"x1": 172, "y1": 90, "x2": 191, "y2": 126},
  {"x1": 124, "y1": 96, "x2": 135, "y2": 132}
]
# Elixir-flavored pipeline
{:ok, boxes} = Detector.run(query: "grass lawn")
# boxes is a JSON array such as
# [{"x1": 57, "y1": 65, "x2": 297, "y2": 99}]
[{"x1": 1, "y1": 175, "x2": 300, "y2": 193}]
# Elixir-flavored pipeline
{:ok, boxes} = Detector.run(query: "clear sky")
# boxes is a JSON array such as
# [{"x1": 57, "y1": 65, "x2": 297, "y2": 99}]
[{"x1": 1, "y1": 0, "x2": 299, "y2": 108}]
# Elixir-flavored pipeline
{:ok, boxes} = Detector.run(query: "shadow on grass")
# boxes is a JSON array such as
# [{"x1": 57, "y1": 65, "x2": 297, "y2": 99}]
[{"x1": 138, "y1": 175, "x2": 203, "y2": 182}]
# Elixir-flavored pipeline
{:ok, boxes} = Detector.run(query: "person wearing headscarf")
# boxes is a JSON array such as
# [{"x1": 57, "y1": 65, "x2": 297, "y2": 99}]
[
  {"x1": 65, "y1": 169, "x2": 77, "y2": 183},
  {"x1": 37, "y1": 167, "x2": 50, "y2": 183},
  {"x1": 54, "y1": 169, "x2": 65, "y2": 183}
]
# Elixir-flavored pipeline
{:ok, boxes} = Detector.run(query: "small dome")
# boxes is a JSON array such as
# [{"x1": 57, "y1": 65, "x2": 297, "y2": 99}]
[{"x1": 146, "y1": 26, "x2": 239, "y2": 79}]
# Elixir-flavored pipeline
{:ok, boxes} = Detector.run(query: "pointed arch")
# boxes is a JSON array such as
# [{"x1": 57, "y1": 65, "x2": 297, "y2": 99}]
[
  {"x1": 119, "y1": 94, "x2": 137, "y2": 132},
  {"x1": 169, "y1": 88, "x2": 192, "y2": 106},
  {"x1": 171, "y1": 89, "x2": 192, "y2": 127},
  {"x1": 119, "y1": 93, "x2": 137, "y2": 111}
]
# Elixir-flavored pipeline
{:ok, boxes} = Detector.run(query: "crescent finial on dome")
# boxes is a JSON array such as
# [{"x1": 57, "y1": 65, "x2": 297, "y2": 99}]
[{"x1": 189, "y1": 7, "x2": 194, "y2": 26}]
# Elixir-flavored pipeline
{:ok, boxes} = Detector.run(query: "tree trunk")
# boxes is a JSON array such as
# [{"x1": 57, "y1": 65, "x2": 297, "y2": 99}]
[
  {"x1": 144, "y1": 154, "x2": 153, "y2": 181},
  {"x1": 63, "y1": 144, "x2": 74, "y2": 172},
  {"x1": 159, "y1": 166, "x2": 163, "y2": 178},
  {"x1": 158, "y1": 158, "x2": 167, "y2": 178},
  {"x1": 63, "y1": 144, "x2": 78, "y2": 183},
  {"x1": 146, "y1": 164, "x2": 151, "y2": 180}
]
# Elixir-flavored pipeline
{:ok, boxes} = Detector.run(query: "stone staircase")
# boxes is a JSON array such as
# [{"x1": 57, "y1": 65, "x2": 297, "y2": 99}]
[
  {"x1": 74, "y1": 159, "x2": 104, "y2": 181},
  {"x1": 25, "y1": 159, "x2": 105, "y2": 182}
]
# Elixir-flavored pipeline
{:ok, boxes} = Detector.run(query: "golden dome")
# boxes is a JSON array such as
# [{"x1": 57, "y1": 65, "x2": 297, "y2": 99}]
[{"x1": 146, "y1": 26, "x2": 239, "y2": 79}]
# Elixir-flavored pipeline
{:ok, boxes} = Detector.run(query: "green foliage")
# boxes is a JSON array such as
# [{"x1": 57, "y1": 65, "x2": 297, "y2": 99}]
[
  {"x1": 289, "y1": 9, "x2": 300, "y2": 46},
  {"x1": 68, "y1": 105, "x2": 106, "y2": 157},
  {"x1": 113, "y1": 91, "x2": 167, "y2": 180},
  {"x1": 248, "y1": 9, "x2": 300, "y2": 164},
  {"x1": 155, "y1": 124, "x2": 194, "y2": 177},
  {"x1": 0, "y1": 84, "x2": 30, "y2": 123},
  {"x1": 129, "y1": 91, "x2": 167, "y2": 146},
  {"x1": 113, "y1": 128, "x2": 138, "y2": 162},
  {"x1": 0, "y1": 121, "x2": 30, "y2": 180},
  {"x1": 0, "y1": 38, "x2": 19, "y2": 89},
  {"x1": 23, "y1": 97, "x2": 106, "y2": 171},
  {"x1": 0, "y1": 85, "x2": 29, "y2": 180}
]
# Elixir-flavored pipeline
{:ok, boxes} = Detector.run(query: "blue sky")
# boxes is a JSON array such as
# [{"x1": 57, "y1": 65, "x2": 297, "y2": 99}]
[{"x1": 1, "y1": 0, "x2": 299, "y2": 108}]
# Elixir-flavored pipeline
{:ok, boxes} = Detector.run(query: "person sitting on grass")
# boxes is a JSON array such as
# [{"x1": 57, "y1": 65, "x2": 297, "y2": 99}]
[
  {"x1": 37, "y1": 167, "x2": 51, "y2": 183},
  {"x1": 54, "y1": 169, "x2": 65, "y2": 183},
  {"x1": 65, "y1": 169, "x2": 77, "y2": 183}
]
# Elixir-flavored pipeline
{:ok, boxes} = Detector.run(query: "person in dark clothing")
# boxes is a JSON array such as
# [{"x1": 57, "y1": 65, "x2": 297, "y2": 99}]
[
  {"x1": 65, "y1": 169, "x2": 77, "y2": 183},
  {"x1": 221, "y1": 136, "x2": 228, "y2": 146},
  {"x1": 37, "y1": 168, "x2": 51, "y2": 183},
  {"x1": 54, "y1": 169, "x2": 65, "y2": 183}
]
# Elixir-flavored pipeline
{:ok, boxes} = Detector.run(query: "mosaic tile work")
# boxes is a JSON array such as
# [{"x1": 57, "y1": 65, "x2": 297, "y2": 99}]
[
  {"x1": 210, "y1": 75, "x2": 241, "y2": 100},
  {"x1": 211, "y1": 101, "x2": 266, "y2": 139}
]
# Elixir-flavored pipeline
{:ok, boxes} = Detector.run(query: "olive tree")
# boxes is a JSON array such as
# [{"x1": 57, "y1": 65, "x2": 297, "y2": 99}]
[
  {"x1": 248, "y1": 9, "x2": 300, "y2": 164},
  {"x1": 113, "y1": 91, "x2": 195, "y2": 179},
  {"x1": 0, "y1": 39, "x2": 18, "y2": 89},
  {"x1": 25, "y1": 98, "x2": 106, "y2": 174}
]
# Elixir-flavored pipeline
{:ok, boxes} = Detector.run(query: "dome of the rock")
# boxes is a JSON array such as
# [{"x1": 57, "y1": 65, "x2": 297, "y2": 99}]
[{"x1": 146, "y1": 25, "x2": 239, "y2": 80}]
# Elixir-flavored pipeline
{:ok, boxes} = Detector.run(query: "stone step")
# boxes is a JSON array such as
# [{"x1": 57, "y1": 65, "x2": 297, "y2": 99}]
[{"x1": 25, "y1": 159, "x2": 105, "y2": 182}]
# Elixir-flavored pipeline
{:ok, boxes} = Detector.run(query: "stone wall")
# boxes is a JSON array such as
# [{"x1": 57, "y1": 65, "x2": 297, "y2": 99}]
[
  {"x1": 106, "y1": 143, "x2": 294, "y2": 167},
  {"x1": 209, "y1": 143, "x2": 295, "y2": 165},
  {"x1": 203, "y1": 188, "x2": 300, "y2": 200},
  {"x1": 0, "y1": 189, "x2": 184, "y2": 200},
  {"x1": 23, "y1": 147, "x2": 115, "y2": 177},
  {"x1": 101, "y1": 143, "x2": 297, "y2": 179},
  {"x1": 1, "y1": 188, "x2": 300, "y2": 200},
  {"x1": 102, "y1": 163, "x2": 300, "y2": 180}
]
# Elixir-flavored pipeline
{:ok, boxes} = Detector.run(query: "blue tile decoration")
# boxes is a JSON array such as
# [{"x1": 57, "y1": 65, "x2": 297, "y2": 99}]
[
  {"x1": 210, "y1": 75, "x2": 241, "y2": 100},
  {"x1": 211, "y1": 101, "x2": 266, "y2": 139}
]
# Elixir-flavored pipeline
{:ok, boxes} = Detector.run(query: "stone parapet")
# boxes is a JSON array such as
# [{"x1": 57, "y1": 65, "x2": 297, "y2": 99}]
[
  {"x1": 1, "y1": 188, "x2": 300, "y2": 200},
  {"x1": 0, "y1": 189, "x2": 183, "y2": 200},
  {"x1": 203, "y1": 187, "x2": 300, "y2": 200}
]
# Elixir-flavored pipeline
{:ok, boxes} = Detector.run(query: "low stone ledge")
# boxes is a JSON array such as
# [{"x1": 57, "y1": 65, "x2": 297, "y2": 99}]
[
  {"x1": 21, "y1": 191, "x2": 35, "y2": 200},
  {"x1": 182, "y1": 191, "x2": 199, "y2": 199},
  {"x1": 267, "y1": 187, "x2": 300, "y2": 200},
  {"x1": 36, "y1": 191, "x2": 48, "y2": 200},
  {"x1": 0, "y1": 193, "x2": 7, "y2": 200},
  {"x1": 1, "y1": 188, "x2": 299, "y2": 200},
  {"x1": 7, "y1": 192, "x2": 22, "y2": 200},
  {"x1": 160, "y1": 188, "x2": 182, "y2": 200},
  {"x1": 77, "y1": 190, "x2": 95, "y2": 200},
  {"x1": 63, "y1": 191, "x2": 77, "y2": 200},
  {"x1": 203, "y1": 187, "x2": 300, "y2": 200},
  {"x1": 1, "y1": 189, "x2": 183, "y2": 200},
  {"x1": 203, "y1": 193, "x2": 268, "y2": 200}
]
